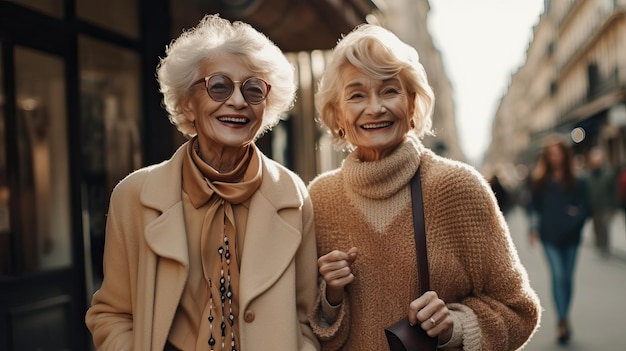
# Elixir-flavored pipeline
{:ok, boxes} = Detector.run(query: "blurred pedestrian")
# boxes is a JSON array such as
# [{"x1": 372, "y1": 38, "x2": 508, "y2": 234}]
[
  {"x1": 583, "y1": 147, "x2": 617, "y2": 257},
  {"x1": 307, "y1": 23, "x2": 541, "y2": 350},
  {"x1": 488, "y1": 165, "x2": 512, "y2": 215},
  {"x1": 85, "y1": 15, "x2": 320, "y2": 351},
  {"x1": 528, "y1": 134, "x2": 590, "y2": 345},
  {"x1": 616, "y1": 164, "x2": 626, "y2": 240}
]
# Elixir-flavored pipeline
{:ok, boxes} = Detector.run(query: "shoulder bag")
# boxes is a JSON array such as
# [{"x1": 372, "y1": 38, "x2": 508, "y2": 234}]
[{"x1": 384, "y1": 168, "x2": 438, "y2": 351}]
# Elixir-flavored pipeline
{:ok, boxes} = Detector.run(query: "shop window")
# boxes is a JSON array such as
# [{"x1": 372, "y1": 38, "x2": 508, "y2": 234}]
[
  {"x1": 76, "y1": 0, "x2": 139, "y2": 38},
  {"x1": 5, "y1": 0, "x2": 63, "y2": 18},
  {"x1": 78, "y1": 35, "x2": 141, "y2": 292},
  {"x1": 15, "y1": 46, "x2": 72, "y2": 273}
]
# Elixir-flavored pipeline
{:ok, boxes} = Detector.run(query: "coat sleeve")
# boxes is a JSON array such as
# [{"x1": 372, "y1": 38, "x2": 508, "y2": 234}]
[
  {"x1": 431, "y1": 166, "x2": 542, "y2": 351},
  {"x1": 296, "y1": 186, "x2": 323, "y2": 350},
  {"x1": 308, "y1": 280, "x2": 351, "y2": 351},
  {"x1": 85, "y1": 183, "x2": 136, "y2": 351}
]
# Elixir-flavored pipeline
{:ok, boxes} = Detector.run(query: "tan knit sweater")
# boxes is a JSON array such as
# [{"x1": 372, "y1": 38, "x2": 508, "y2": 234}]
[{"x1": 308, "y1": 135, "x2": 541, "y2": 351}]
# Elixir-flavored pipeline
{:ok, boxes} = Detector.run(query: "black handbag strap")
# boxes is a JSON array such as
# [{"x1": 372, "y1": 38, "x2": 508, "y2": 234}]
[{"x1": 410, "y1": 168, "x2": 430, "y2": 294}]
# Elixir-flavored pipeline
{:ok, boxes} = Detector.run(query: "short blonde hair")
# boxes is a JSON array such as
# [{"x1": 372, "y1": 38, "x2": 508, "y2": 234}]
[
  {"x1": 315, "y1": 24, "x2": 435, "y2": 149},
  {"x1": 157, "y1": 14, "x2": 296, "y2": 138}
]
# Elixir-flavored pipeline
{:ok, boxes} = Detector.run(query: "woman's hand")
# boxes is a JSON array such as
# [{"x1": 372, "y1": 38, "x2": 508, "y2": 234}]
[
  {"x1": 318, "y1": 247, "x2": 358, "y2": 305},
  {"x1": 408, "y1": 291, "x2": 453, "y2": 343}
]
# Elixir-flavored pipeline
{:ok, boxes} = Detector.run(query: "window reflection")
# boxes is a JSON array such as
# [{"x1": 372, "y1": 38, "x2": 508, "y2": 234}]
[
  {"x1": 76, "y1": 0, "x2": 138, "y2": 38},
  {"x1": 15, "y1": 46, "x2": 71, "y2": 273},
  {"x1": 79, "y1": 36, "x2": 141, "y2": 291}
]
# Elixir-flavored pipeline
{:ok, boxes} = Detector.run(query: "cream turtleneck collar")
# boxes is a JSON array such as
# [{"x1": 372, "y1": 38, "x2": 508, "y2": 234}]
[{"x1": 342, "y1": 133, "x2": 423, "y2": 200}]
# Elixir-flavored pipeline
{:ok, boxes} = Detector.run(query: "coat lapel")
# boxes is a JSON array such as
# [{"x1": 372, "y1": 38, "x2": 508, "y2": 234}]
[
  {"x1": 239, "y1": 156, "x2": 304, "y2": 309},
  {"x1": 142, "y1": 143, "x2": 189, "y2": 266},
  {"x1": 140, "y1": 144, "x2": 190, "y2": 350}
]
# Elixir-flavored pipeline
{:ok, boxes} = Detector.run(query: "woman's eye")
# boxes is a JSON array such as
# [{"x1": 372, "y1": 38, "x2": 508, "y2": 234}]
[
  {"x1": 346, "y1": 92, "x2": 365, "y2": 100},
  {"x1": 209, "y1": 83, "x2": 229, "y2": 94},
  {"x1": 381, "y1": 87, "x2": 401, "y2": 96}
]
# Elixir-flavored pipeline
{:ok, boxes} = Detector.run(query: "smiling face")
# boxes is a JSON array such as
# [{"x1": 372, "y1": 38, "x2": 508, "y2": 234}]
[
  {"x1": 336, "y1": 64, "x2": 414, "y2": 161},
  {"x1": 184, "y1": 53, "x2": 266, "y2": 159}
]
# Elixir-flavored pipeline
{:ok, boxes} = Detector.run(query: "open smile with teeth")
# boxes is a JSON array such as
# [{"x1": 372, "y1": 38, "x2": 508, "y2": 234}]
[
  {"x1": 218, "y1": 116, "x2": 249, "y2": 124},
  {"x1": 361, "y1": 121, "x2": 393, "y2": 130}
]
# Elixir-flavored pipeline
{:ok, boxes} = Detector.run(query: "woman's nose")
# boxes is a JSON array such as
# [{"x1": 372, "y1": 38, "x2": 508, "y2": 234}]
[
  {"x1": 226, "y1": 85, "x2": 248, "y2": 107},
  {"x1": 366, "y1": 95, "x2": 385, "y2": 114}
]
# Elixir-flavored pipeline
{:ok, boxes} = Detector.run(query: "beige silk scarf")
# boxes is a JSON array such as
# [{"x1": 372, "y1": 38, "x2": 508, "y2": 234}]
[{"x1": 184, "y1": 138, "x2": 262, "y2": 351}]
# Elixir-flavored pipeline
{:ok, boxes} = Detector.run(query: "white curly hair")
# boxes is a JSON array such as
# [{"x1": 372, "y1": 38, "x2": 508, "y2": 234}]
[{"x1": 156, "y1": 14, "x2": 296, "y2": 138}]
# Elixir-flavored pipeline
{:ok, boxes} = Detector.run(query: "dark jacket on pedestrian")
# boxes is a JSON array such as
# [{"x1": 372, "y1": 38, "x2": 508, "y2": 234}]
[
  {"x1": 584, "y1": 167, "x2": 617, "y2": 212},
  {"x1": 529, "y1": 178, "x2": 590, "y2": 246}
]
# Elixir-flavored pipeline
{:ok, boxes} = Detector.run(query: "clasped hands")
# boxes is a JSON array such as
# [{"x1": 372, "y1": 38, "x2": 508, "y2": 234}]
[{"x1": 318, "y1": 247, "x2": 453, "y2": 343}]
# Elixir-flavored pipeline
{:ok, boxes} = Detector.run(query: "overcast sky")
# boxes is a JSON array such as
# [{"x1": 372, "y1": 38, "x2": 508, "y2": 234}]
[{"x1": 428, "y1": 0, "x2": 545, "y2": 165}]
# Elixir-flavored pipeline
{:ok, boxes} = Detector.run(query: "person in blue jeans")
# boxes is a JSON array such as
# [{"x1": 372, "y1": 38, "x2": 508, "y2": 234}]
[{"x1": 527, "y1": 134, "x2": 590, "y2": 345}]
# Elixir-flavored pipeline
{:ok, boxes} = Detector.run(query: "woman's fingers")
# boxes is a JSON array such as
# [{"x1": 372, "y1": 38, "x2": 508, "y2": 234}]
[
  {"x1": 408, "y1": 291, "x2": 437, "y2": 325},
  {"x1": 318, "y1": 248, "x2": 358, "y2": 286},
  {"x1": 408, "y1": 291, "x2": 454, "y2": 339},
  {"x1": 319, "y1": 248, "x2": 358, "y2": 305}
]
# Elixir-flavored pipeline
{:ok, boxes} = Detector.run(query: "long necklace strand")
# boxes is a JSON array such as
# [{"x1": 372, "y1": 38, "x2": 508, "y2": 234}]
[
  {"x1": 208, "y1": 280, "x2": 216, "y2": 350},
  {"x1": 208, "y1": 231, "x2": 236, "y2": 351},
  {"x1": 225, "y1": 235, "x2": 236, "y2": 351}
]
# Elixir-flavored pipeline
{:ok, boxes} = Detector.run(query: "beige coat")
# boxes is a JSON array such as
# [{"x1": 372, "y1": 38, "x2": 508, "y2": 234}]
[{"x1": 86, "y1": 143, "x2": 320, "y2": 351}]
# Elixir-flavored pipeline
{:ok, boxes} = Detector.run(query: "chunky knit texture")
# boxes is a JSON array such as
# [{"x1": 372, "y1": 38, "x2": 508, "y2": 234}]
[{"x1": 308, "y1": 134, "x2": 541, "y2": 351}]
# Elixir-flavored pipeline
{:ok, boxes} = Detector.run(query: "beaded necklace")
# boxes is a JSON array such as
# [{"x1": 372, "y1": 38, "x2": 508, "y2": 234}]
[{"x1": 208, "y1": 233, "x2": 237, "y2": 351}]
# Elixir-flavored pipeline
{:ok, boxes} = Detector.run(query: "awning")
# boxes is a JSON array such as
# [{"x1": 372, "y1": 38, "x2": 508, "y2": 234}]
[{"x1": 181, "y1": 0, "x2": 380, "y2": 51}]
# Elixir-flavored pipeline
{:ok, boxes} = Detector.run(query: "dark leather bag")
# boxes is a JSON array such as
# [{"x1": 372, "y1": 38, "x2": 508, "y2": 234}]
[{"x1": 384, "y1": 168, "x2": 438, "y2": 351}]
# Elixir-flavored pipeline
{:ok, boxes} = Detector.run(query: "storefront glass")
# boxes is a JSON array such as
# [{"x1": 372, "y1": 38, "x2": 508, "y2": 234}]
[
  {"x1": 79, "y1": 35, "x2": 141, "y2": 292},
  {"x1": 15, "y1": 46, "x2": 72, "y2": 273},
  {"x1": 77, "y1": 0, "x2": 139, "y2": 38}
]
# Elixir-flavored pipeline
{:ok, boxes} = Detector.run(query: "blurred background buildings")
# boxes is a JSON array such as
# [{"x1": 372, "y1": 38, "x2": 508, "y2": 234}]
[{"x1": 485, "y1": 0, "x2": 626, "y2": 189}]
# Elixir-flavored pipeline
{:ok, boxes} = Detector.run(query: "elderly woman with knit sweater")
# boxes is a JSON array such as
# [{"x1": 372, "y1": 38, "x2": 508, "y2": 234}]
[{"x1": 307, "y1": 24, "x2": 541, "y2": 350}]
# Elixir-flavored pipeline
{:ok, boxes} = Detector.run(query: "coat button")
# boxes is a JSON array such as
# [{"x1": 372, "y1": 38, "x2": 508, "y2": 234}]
[{"x1": 244, "y1": 310, "x2": 255, "y2": 323}]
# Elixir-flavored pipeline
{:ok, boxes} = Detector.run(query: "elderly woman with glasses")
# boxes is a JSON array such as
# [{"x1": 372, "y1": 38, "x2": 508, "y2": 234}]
[
  {"x1": 307, "y1": 24, "x2": 541, "y2": 350},
  {"x1": 85, "y1": 15, "x2": 320, "y2": 351}
]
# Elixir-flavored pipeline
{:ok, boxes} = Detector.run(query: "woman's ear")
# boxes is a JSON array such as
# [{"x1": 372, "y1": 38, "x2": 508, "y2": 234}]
[
  {"x1": 332, "y1": 105, "x2": 344, "y2": 131},
  {"x1": 407, "y1": 92, "x2": 417, "y2": 128},
  {"x1": 182, "y1": 96, "x2": 195, "y2": 123},
  {"x1": 407, "y1": 92, "x2": 417, "y2": 117}
]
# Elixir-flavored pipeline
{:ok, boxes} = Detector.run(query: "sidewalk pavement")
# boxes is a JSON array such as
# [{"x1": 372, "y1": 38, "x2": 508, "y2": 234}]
[
  {"x1": 506, "y1": 206, "x2": 626, "y2": 351},
  {"x1": 603, "y1": 210, "x2": 626, "y2": 260}
]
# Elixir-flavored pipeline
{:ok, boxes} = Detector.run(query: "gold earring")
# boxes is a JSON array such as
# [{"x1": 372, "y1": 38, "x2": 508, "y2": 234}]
[{"x1": 338, "y1": 128, "x2": 345, "y2": 138}]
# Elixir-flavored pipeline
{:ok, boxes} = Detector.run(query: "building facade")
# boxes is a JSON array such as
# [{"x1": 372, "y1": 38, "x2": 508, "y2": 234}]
[
  {"x1": 486, "y1": 0, "x2": 626, "y2": 176},
  {"x1": 381, "y1": 0, "x2": 465, "y2": 162}
]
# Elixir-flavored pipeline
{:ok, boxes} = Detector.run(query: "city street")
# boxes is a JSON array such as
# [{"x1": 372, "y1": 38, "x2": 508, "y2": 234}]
[{"x1": 506, "y1": 206, "x2": 626, "y2": 350}]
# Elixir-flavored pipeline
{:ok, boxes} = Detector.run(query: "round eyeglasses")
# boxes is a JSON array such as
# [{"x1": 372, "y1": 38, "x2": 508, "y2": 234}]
[{"x1": 193, "y1": 74, "x2": 271, "y2": 105}]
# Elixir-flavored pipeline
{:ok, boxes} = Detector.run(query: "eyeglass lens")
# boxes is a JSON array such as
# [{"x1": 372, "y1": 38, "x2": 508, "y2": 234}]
[{"x1": 206, "y1": 75, "x2": 269, "y2": 104}]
